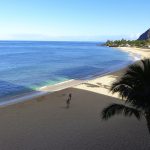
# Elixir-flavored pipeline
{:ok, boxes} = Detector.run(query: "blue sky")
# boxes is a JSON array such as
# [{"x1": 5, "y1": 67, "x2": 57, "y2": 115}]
[{"x1": 0, "y1": 0, "x2": 149, "y2": 41}]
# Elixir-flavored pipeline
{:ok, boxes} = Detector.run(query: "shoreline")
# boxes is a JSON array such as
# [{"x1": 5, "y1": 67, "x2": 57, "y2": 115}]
[
  {"x1": 0, "y1": 46, "x2": 148, "y2": 107},
  {"x1": 116, "y1": 46, "x2": 150, "y2": 59},
  {"x1": 0, "y1": 65, "x2": 127, "y2": 107}
]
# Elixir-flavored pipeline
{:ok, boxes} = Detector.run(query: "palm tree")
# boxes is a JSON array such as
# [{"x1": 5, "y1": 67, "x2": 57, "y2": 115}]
[{"x1": 101, "y1": 59, "x2": 150, "y2": 133}]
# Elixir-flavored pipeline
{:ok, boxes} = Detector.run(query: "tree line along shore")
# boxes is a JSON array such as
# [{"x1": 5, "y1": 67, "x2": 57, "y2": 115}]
[
  {"x1": 104, "y1": 39, "x2": 150, "y2": 48},
  {"x1": 104, "y1": 28, "x2": 150, "y2": 48}
]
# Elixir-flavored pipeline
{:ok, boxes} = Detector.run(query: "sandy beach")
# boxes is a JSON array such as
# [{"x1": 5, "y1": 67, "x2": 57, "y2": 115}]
[
  {"x1": 117, "y1": 47, "x2": 150, "y2": 59},
  {"x1": 0, "y1": 47, "x2": 150, "y2": 149}
]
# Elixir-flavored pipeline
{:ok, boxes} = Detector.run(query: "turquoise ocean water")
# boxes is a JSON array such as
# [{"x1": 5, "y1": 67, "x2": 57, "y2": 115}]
[{"x1": 0, "y1": 41, "x2": 133, "y2": 101}]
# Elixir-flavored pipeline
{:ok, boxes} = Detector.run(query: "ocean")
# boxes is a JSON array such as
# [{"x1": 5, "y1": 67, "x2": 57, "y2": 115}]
[{"x1": 0, "y1": 41, "x2": 133, "y2": 101}]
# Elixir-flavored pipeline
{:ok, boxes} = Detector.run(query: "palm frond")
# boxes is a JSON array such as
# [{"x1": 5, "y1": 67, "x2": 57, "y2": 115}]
[
  {"x1": 101, "y1": 103, "x2": 142, "y2": 120},
  {"x1": 110, "y1": 80, "x2": 133, "y2": 100},
  {"x1": 110, "y1": 59, "x2": 150, "y2": 109},
  {"x1": 127, "y1": 63, "x2": 144, "y2": 77}
]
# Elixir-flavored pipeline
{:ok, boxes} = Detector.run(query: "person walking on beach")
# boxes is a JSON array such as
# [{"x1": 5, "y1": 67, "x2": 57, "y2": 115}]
[
  {"x1": 66, "y1": 93, "x2": 72, "y2": 108},
  {"x1": 69, "y1": 93, "x2": 72, "y2": 100}
]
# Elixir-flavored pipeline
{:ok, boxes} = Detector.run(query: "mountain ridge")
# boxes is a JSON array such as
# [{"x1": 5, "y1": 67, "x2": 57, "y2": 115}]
[{"x1": 138, "y1": 28, "x2": 150, "y2": 40}]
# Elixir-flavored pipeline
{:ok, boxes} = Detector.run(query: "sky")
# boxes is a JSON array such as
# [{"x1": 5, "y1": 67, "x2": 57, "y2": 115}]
[{"x1": 0, "y1": 0, "x2": 149, "y2": 41}]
